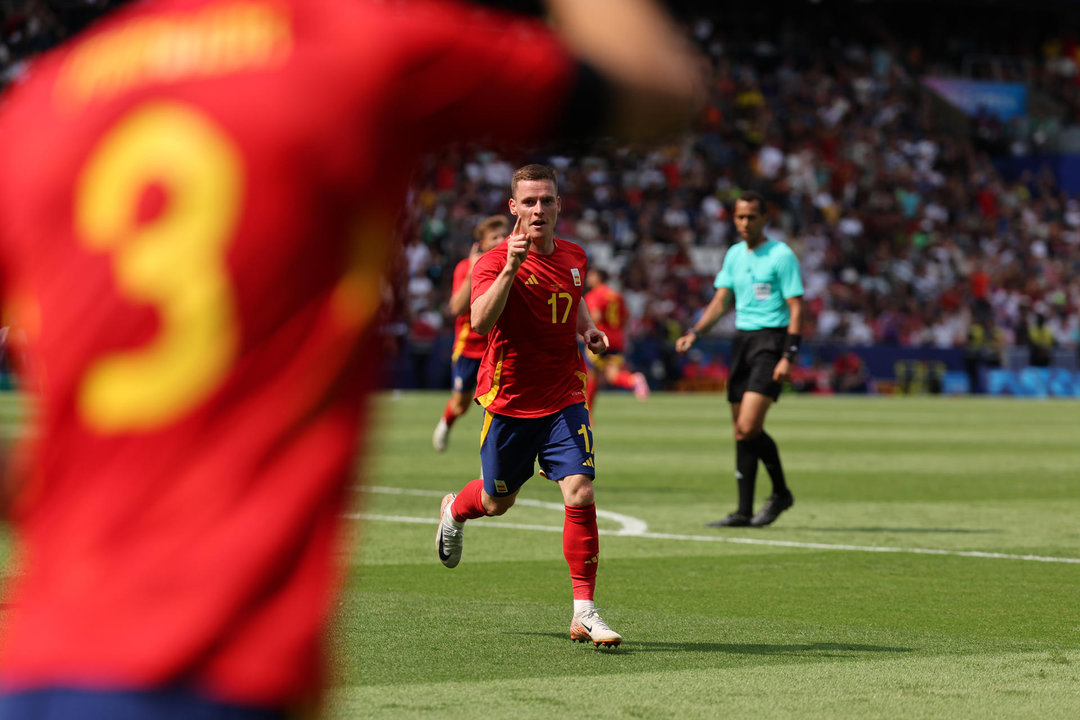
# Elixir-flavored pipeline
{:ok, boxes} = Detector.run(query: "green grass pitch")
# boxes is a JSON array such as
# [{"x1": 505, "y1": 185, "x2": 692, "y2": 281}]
[{"x1": 2, "y1": 391, "x2": 1079, "y2": 718}]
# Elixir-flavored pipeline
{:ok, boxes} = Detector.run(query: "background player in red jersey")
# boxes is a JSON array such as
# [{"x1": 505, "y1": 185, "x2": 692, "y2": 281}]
[
  {"x1": 435, "y1": 164, "x2": 623, "y2": 647},
  {"x1": 583, "y1": 267, "x2": 650, "y2": 412},
  {"x1": 0, "y1": 1, "x2": 701, "y2": 717},
  {"x1": 433, "y1": 215, "x2": 509, "y2": 451}
]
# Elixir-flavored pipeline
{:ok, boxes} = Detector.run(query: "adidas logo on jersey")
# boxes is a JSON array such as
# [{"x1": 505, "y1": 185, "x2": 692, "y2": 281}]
[{"x1": 524, "y1": 274, "x2": 539, "y2": 285}]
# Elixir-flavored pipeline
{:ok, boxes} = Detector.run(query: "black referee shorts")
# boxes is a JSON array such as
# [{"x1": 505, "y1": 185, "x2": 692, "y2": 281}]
[{"x1": 727, "y1": 327, "x2": 786, "y2": 403}]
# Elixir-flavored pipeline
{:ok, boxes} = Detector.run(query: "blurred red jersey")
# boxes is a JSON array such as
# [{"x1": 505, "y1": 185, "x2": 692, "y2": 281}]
[
  {"x1": 585, "y1": 283, "x2": 629, "y2": 353},
  {"x1": 0, "y1": 0, "x2": 590, "y2": 708},
  {"x1": 471, "y1": 239, "x2": 589, "y2": 417},
  {"x1": 450, "y1": 258, "x2": 487, "y2": 361}
]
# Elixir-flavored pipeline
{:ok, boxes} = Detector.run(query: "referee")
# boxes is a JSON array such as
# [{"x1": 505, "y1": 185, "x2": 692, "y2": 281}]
[{"x1": 675, "y1": 191, "x2": 804, "y2": 527}]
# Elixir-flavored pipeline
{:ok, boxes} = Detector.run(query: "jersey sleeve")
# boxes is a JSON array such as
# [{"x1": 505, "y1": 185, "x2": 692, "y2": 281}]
[
  {"x1": 451, "y1": 259, "x2": 469, "y2": 298},
  {"x1": 777, "y1": 246, "x2": 804, "y2": 298},
  {"x1": 715, "y1": 248, "x2": 735, "y2": 289}
]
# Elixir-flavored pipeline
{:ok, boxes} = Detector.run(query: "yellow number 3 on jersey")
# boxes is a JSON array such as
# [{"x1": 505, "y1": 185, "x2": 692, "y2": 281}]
[{"x1": 75, "y1": 102, "x2": 243, "y2": 434}]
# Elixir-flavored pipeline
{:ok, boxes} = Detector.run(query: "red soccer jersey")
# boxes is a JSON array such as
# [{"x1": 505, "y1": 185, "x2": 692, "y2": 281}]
[
  {"x1": 0, "y1": 0, "x2": 590, "y2": 708},
  {"x1": 585, "y1": 283, "x2": 629, "y2": 353},
  {"x1": 450, "y1": 258, "x2": 487, "y2": 361},
  {"x1": 472, "y1": 239, "x2": 589, "y2": 417}
]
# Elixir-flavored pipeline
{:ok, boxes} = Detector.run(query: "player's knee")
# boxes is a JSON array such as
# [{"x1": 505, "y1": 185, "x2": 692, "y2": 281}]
[
  {"x1": 572, "y1": 486, "x2": 595, "y2": 507},
  {"x1": 733, "y1": 422, "x2": 762, "y2": 443},
  {"x1": 482, "y1": 493, "x2": 514, "y2": 516},
  {"x1": 450, "y1": 393, "x2": 471, "y2": 415},
  {"x1": 560, "y1": 475, "x2": 594, "y2": 507}
]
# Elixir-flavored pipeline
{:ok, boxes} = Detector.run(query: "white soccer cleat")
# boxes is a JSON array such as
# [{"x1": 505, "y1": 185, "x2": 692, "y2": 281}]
[
  {"x1": 631, "y1": 372, "x2": 650, "y2": 402},
  {"x1": 570, "y1": 607, "x2": 622, "y2": 648},
  {"x1": 432, "y1": 418, "x2": 449, "y2": 452},
  {"x1": 436, "y1": 493, "x2": 463, "y2": 568}
]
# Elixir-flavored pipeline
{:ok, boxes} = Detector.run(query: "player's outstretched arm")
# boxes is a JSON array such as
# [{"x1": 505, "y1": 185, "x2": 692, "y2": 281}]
[
  {"x1": 675, "y1": 287, "x2": 731, "y2": 353},
  {"x1": 471, "y1": 216, "x2": 530, "y2": 335},
  {"x1": 545, "y1": 0, "x2": 705, "y2": 140}
]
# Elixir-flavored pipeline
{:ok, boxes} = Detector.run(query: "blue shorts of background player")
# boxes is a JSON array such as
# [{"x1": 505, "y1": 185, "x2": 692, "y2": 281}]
[
  {"x1": 451, "y1": 355, "x2": 482, "y2": 394},
  {"x1": 480, "y1": 402, "x2": 595, "y2": 496},
  {"x1": 433, "y1": 355, "x2": 484, "y2": 452}
]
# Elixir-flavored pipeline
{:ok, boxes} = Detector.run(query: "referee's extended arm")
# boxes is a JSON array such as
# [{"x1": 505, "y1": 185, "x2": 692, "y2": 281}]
[{"x1": 675, "y1": 286, "x2": 731, "y2": 353}]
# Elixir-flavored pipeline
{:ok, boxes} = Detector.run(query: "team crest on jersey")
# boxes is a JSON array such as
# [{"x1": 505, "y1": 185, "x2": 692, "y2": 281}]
[{"x1": 571, "y1": 268, "x2": 581, "y2": 286}]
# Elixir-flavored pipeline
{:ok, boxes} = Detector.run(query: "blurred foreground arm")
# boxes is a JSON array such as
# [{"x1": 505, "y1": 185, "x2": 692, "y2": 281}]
[{"x1": 545, "y1": 0, "x2": 706, "y2": 140}]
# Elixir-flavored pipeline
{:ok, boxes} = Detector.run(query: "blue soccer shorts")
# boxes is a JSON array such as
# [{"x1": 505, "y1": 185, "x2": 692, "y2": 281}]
[
  {"x1": 479, "y1": 402, "x2": 595, "y2": 497},
  {"x1": 451, "y1": 355, "x2": 482, "y2": 394},
  {"x1": 0, "y1": 687, "x2": 287, "y2": 720}
]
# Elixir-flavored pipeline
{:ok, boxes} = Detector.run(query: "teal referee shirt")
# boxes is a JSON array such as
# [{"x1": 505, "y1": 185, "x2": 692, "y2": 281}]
[{"x1": 715, "y1": 237, "x2": 804, "y2": 331}]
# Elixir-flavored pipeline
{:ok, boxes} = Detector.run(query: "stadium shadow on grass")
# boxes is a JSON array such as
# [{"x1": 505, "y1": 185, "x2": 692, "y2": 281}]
[
  {"x1": 517, "y1": 635, "x2": 912, "y2": 656},
  {"x1": 786, "y1": 526, "x2": 1001, "y2": 534}
]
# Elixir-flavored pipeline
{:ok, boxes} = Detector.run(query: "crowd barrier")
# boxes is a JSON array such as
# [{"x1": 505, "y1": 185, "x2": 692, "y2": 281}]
[
  {"x1": 388, "y1": 331, "x2": 1080, "y2": 398},
  {"x1": 7, "y1": 330, "x2": 1070, "y2": 398}
]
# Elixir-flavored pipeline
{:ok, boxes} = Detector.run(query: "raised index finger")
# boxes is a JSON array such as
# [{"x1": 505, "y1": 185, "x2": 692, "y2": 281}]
[{"x1": 511, "y1": 213, "x2": 525, "y2": 238}]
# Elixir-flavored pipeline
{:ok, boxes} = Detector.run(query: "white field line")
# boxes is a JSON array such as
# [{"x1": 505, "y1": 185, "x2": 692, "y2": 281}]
[
  {"x1": 357, "y1": 485, "x2": 646, "y2": 534},
  {"x1": 351, "y1": 486, "x2": 1080, "y2": 565}
]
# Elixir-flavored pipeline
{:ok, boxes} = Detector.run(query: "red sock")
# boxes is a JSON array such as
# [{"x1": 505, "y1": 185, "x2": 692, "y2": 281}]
[
  {"x1": 450, "y1": 478, "x2": 487, "y2": 522},
  {"x1": 441, "y1": 400, "x2": 461, "y2": 427},
  {"x1": 612, "y1": 369, "x2": 635, "y2": 389},
  {"x1": 563, "y1": 504, "x2": 599, "y2": 601}
]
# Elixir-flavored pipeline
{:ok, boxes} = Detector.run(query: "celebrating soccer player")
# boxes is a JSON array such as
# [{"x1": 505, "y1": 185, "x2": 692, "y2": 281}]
[{"x1": 436, "y1": 164, "x2": 622, "y2": 647}]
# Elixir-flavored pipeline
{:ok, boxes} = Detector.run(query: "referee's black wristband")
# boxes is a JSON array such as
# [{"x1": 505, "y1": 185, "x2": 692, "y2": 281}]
[{"x1": 782, "y1": 333, "x2": 802, "y2": 360}]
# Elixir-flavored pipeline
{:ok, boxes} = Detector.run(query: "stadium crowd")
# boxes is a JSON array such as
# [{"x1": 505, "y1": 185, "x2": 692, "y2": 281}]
[
  {"x1": 2, "y1": 1, "x2": 1079, "y2": 389},
  {"x1": 392, "y1": 4, "x2": 1080, "y2": 388}
]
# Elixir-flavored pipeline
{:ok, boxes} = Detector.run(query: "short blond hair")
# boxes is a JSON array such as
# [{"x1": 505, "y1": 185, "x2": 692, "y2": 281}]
[{"x1": 473, "y1": 215, "x2": 510, "y2": 242}]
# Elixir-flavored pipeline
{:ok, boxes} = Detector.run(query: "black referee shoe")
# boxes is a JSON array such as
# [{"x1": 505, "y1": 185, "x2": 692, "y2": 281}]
[
  {"x1": 750, "y1": 492, "x2": 794, "y2": 527},
  {"x1": 706, "y1": 511, "x2": 751, "y2": 527}
]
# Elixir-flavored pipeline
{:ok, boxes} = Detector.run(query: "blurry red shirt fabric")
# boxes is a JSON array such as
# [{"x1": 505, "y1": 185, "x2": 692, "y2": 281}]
[
  {"x1": 585, "y1": 283, "x2": 628, "y2": 353},
  {"x1": 0, "y1": 0, "x2": 582, "y2": 708},
  {"x1": 450, "y1": 258, "x2": 488, "y2": 361},
  {"x1": 471, "y1": 239, "x2": 589, "y2": 417}
]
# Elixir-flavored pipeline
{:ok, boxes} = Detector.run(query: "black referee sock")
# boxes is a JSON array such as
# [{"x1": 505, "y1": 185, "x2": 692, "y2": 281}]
[
  {"x1": 735, "y1": 440, "x2": 758, "y2": 516},
  {"x1": 751, "y1": 431, "x2": 789, "y2": 497}
]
